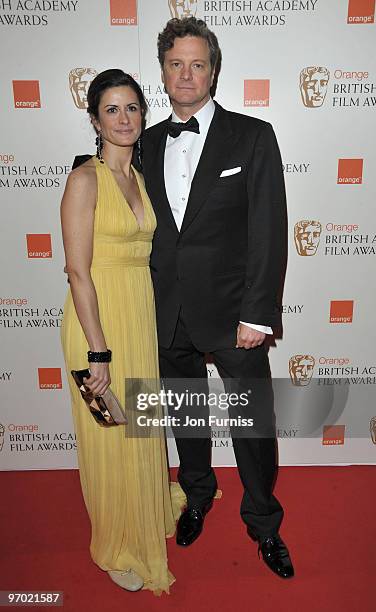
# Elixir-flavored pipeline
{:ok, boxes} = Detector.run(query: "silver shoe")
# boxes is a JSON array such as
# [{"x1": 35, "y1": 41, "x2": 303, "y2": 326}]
[{"x1": 108, "y1": 569, "x2": 144, "y2": 591}]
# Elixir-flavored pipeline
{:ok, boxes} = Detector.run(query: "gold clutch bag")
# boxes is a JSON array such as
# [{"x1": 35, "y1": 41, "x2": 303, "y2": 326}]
[{"x1": 71, "y1": 368, "x2": 127, "y2": 427}]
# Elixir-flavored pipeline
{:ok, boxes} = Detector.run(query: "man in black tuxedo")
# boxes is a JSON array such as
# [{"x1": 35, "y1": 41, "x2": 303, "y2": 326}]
[{"x1": 144, "y1": 17, "x2": 293, "y2": 579}]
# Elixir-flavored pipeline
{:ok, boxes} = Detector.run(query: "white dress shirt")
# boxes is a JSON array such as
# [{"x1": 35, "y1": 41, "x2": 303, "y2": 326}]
[{"x1": 164, "y1": 97, "x2": 272, "y2": 335}]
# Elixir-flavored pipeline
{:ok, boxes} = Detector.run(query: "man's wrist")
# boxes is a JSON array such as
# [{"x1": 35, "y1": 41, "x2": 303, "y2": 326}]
[{"x1": 239, "y1": 321, "x2": 272, "y2": 335}]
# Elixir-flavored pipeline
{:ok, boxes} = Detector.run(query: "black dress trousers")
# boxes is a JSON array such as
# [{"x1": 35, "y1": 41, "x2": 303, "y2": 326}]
[{"x1": 159, "y1": 311, "x2": 284, "y2": 540}]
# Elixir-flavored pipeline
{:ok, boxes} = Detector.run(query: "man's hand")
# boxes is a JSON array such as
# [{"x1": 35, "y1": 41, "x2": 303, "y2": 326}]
[{"x1": 236, "y1": 324, "x2": 265, "y2": 349}]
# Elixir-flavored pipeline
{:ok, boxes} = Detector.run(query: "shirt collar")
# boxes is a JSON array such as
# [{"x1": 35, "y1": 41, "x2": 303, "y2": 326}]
[{"x1": 171, "y1": 97, "x2": 215, "y2": 134}]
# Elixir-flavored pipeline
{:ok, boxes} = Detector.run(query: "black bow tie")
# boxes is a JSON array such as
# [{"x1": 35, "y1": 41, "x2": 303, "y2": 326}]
[{"x1": 167, "y1": 115, "x2": 200, "y2": 138}]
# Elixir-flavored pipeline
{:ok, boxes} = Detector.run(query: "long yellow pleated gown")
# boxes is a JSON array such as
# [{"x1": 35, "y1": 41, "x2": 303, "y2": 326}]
[{"x1": 61, "y1": 156, "x2": 185, "y2": 594}]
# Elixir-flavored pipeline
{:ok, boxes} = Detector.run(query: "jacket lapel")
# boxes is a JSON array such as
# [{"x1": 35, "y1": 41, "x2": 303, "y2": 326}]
[{"x1": 180, "y1": 102, "x2": 234, "y2": 235}]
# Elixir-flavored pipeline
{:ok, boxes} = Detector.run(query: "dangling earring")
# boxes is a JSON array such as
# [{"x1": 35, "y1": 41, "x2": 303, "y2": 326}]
[
  {"x1": 136, "y1": 136, "x2": 142, "y2": 168},
  {"x1": 95, "y1": 132, "x2": 104, "y2": 164}
]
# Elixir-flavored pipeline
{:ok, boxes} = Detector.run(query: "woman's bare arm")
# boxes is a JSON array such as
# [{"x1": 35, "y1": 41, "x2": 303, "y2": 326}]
[{"x1": 61, "y1": 164, "x2": 110, "y2": 395}]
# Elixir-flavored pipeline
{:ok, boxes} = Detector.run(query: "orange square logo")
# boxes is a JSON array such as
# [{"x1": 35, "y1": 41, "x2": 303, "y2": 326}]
[
  {"x1": 329, "y1": 300, "x2": 354, "y2": 324},
  {"x1": 38, "y1": 368, "x2": 62, "y2": 390},
  {"x1": 109, "y1": 0, "x2": 137, "y2": 25},
  {"x1": 337, "y1": 158, "x2": 363, "y2": 184},
  {"x1": 244, "y1": 80, "x2": 270, "y2": 107},
  {"x1": 322, "y1": 425, "x2": 345, "y2": 445},
  {"x1": 26, "y1": 234, "x2": 52, "y2": 258},
  {"x1": 13, "y1": 80, "x2": 41, "y2": 109},
  {"x1": 348, "y1": 0, "x2": 375, "y2": 23}
]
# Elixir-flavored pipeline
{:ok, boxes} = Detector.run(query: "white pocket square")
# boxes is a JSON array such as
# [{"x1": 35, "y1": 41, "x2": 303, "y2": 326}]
[{"x1": 220, "y1": 167, "x2": 241, "y2": 177}]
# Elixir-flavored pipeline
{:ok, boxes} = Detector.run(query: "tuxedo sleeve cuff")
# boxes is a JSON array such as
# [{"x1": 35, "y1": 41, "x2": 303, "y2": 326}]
[{"x1": 239, "y1": 321, "x2": 273, "y2": 334}]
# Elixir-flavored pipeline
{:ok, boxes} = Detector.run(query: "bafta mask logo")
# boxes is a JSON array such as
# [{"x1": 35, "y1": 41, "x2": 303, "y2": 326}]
[
  {"x1": 294, "y1": 220, "x2": 322, "y2": 256},
  {"x1": 69, "y1": 68, "x2": 98, "y2": 109},
  {"x1": 370, "y1": 417, "x2": 376, "y2": 444},
  {"x1": 289, "y1": 355, "x2": 315, "y2": 386},
  {"x1": 0, "y1": 423, "x2": 5, "y2": 452},
  {"x1": 300, "y1": 66, "x2": 330, "y2": 108},
  {"x1": 168, "y1": 0, "x2": 198, "y2": 19}
]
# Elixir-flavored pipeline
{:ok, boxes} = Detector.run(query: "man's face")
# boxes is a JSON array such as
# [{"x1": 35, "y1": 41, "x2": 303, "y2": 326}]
[
  {"x1": 169, "y1": 0, "x2": 198, "y2": 18},
  {"x1": 162, "y1": 36, "x2": 214, "y2": 116},
  {"x1": 301, "y1": 71, "x2": 329, "y2": 107},
  {"x1": 295, "y1": 223, "x2": 321, "y2": 256},
  {"x1": 290, "y1": 357, "x2": 314, "y2": 386}
]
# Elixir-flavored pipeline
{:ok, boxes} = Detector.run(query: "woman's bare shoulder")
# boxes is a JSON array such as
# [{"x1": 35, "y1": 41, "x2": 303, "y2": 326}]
[
  {"x1": 69, "y1": 157, "x2": 96, "y2": 179},
  {"x1": 62, "y1": 159, "x2": 98, "y2": 211},
  {"x1": 65, "y1": 158, "x2": 97, "y2": 192}
]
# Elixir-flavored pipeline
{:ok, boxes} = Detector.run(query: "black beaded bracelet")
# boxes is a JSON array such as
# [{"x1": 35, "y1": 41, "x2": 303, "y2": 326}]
[{"x1": 87, "y1": 349, "x2": 112, "y2": 363}]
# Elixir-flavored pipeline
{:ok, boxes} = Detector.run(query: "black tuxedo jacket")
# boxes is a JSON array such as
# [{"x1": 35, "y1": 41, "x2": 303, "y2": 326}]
[{"x1": 142, "y1": 102, "x2": 287, "y2": 352}]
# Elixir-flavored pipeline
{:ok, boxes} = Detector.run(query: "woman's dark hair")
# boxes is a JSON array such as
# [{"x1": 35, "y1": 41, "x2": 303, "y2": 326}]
[
  {"x1": 87, "y1": 69, "x2": 148, "y2": 131},
  {"x1": 158, "y1": 17, "x2": 220, "y2": 70}
]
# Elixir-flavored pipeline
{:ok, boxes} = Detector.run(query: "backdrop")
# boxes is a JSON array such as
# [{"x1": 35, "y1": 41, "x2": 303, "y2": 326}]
[{"x1": 1, "y1": 0, "x2": 375, "y2": 470}]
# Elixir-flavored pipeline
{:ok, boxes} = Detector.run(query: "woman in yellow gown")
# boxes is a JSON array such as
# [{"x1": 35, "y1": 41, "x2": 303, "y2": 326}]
[{"x1": 60, "y1": 69, "x2": 184, "y2": 595}]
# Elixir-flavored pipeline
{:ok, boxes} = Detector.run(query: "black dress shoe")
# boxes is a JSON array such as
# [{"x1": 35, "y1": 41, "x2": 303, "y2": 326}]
[
  {"x1": 176, "y1": 503, "x2": 211, "y2": 546},
  {"x1": 258, "y1": 534, "x2": 294, "y2": 579}
]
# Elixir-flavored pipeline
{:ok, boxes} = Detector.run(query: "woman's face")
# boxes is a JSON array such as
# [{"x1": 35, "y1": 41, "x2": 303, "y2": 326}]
[{"x1": 93, "y1": 85, "x2": 142, "y2": 149}]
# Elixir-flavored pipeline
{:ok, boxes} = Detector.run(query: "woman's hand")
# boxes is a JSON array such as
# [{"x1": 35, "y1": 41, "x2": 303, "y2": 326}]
[{"x1": 83, "y1": 362, "x2": 111, "y2": 397}]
